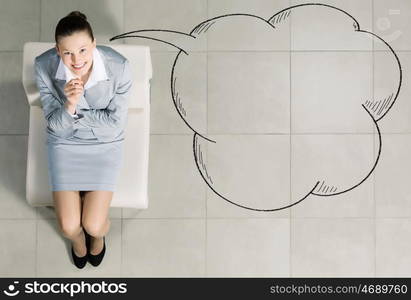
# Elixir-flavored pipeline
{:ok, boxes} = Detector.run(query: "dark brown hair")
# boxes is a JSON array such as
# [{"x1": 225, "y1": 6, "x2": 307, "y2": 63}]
[{"x1": 55, "y1": 11, "x2": 94, "y2": 44}]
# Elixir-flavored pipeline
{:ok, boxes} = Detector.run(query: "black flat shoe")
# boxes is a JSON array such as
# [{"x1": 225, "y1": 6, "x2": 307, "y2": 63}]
[
  {"x1": 71, "y1": 245, "x2": 88, "y2": 269},
  {"x1": 88, "y1": 236, "x2": 106, "y2": 267}
]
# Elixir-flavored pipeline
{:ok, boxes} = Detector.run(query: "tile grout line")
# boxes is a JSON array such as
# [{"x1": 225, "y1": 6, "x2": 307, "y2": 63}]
[
  {"x1": 121, "y1": 214, "x2": 123, "y2": 276},
  {"x1": 120, "y1": 208, "x2": 123, "y2": 276},
  {"x1": 39, "y1": 0, "x2": 42, "y2": 42},
  {"x1": 372, "y1": 0, "x2": 377, "y2": 278},
  {"x1": 205, "y1": 145, "x2": 208, "y2": 277},
  {"x1": 205, "y1": 0, "x2": 208, "y2": 278},
  {"x1": 123, "y1": 0, "x2": 126, "y2": 45},
  {"x1": 289, "y1": 0, "x2": 293, "y2": 278}
]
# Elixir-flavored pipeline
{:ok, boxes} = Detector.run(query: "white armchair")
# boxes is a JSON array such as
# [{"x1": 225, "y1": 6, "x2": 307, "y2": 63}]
[{"x1": 22, "y1": 42, "x2": 152, "y2": 209}]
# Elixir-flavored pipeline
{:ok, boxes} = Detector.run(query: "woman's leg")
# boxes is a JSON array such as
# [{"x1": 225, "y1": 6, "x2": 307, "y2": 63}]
[
  {"x1": 81, "y1": 190, "x2": 113, "y2": 254},
  {"x1": 53, "y1": 191, "x2": 87, "y2": 257}
]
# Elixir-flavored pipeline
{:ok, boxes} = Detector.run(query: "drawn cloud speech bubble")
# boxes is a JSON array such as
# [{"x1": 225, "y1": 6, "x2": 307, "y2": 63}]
[{"x1": 111, "y1": 3, "x2": 401, "y2": 211}]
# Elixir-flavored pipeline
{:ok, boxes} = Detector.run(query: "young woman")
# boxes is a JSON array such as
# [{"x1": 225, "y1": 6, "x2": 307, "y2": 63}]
[{"x1": 34, "y1": 11, "x2": 132, "y2": 269}]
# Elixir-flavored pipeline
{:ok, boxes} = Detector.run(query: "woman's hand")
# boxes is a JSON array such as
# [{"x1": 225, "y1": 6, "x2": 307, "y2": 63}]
[{"x1": 64, "y1": 78, "x2": 84, "y2": 113}]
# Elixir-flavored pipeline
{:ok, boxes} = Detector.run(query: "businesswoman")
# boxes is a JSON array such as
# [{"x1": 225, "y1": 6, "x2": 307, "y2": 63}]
[{"x1": 34, "y1": 11, "x2": 132, "y2": 269}]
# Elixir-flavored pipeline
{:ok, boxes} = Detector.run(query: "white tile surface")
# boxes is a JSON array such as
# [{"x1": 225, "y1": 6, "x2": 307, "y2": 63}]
[
  {"x1": 291, "y1": 52, "x2": 373, "y2": 133},
  {"x1": 375, "y1": 51, "x2": 410, "y2": 132},
  {"x1": 122, "y1": 219, "x2": 205, "y2": 277},
  {"x1": 0, "y1": 53, "x2": 30, "y2": 134},
  {"x1": 291, "y1": 176, "x2": 374, "y2": 218},
  {"x1": 149, "y1": 52, "x2": 200, "y2": 134},
  {"x1": 376, "y1": 218, "x2": 411, "y2": 277},
  {"x1": 0, "y1": 0, "x2": 40, "y2": 51},
  {"x1": 375, "y1": 134, "x2": 411, "y2": 217},
  {"x1": 207, "y1": 218, "x2": 290, "y2": 277},
  {"x1": 0, "y1": 220, "x2": 36, "y2": 277},
  {"x1": 291, "y1": 218, "x2": 375, "y2": 277},
  {"x1": 0, "y1": 136, "x2": 35, "y2": 219},
  {"x1": 124, "y1": 0, "x2": 207, "y2": 52},
  {"x1": 206, "y1": 134, "x2": 290, "y2": 216},
  {"x1": 208, "y1": 0, "x2": 291, "y2": 22},
  {"x1": 208, "y1": 52, "x2": 290, "y2": 134},
  {"x1": 207, "y1": 0, "x2": 291, "y2": 51},
  {"x1": 167, "y1": 52, "x2": 207, "y2": 135},
  {"x1": 290, "y1": 0, "x2": 373, "y2": 50},
  {"x1": 291, "y1": 134, "x2": 375, "y2": 206},
  {"x1": 374, "y1": 0, "x2": 411, "y2": 50}
]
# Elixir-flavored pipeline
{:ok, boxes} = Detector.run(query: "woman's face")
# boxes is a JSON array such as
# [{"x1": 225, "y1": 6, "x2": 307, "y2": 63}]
[{"x1": 55, "y1": 30, "x2": 96, "y2": 77}]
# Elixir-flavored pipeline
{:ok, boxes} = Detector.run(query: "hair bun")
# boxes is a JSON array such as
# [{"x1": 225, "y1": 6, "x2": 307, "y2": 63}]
[{"x1": 66, "y1": 11, "x2": 87, "y2": 20}]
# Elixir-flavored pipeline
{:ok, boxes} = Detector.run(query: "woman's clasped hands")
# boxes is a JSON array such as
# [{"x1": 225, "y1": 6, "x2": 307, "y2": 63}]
[{"x1": 64, "y1": 78, "x2": 84, "y2": 114}]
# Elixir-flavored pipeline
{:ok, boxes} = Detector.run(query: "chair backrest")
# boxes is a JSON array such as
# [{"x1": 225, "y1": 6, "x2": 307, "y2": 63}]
[{"x1": 22, "y1": 42, "x2": 153, "y2": 109}]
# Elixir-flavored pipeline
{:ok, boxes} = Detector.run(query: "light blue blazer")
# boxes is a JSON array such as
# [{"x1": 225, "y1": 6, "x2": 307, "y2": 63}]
[{"x1": 34, "y1": 45, "x2": 132, "y2": 143}]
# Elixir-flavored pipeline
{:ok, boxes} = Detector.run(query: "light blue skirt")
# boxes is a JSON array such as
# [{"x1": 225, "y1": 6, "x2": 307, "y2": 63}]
[{"x1": 46, "y1": 128, "x2": 124, "y2": 192}]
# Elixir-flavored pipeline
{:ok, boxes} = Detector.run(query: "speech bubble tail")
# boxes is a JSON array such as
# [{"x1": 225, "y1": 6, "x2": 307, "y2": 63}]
[{"x1": 109, "y1": 29, "x2": 196, "y2": 55}]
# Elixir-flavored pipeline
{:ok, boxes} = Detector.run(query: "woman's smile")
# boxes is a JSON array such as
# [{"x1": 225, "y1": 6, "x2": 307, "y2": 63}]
[{"x1": 72, "y1": 62, "x2": 87, "y2": 70}]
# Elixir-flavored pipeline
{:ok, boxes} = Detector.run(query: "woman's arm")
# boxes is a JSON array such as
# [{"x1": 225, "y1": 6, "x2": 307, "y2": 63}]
[
  {"x1": 77, "y1": 59, "x2": 133, "y2": 130},
  {"x1": 34, "y1": 58, "x2": 77, "y2": 138}
]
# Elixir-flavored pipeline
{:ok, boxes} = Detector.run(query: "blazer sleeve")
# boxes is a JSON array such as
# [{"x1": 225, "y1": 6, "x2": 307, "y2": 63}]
[
  {"x1": 34, "y1": 58, "x2": 76, "y2": 137},
  {"x1": 77, "y1": 59, "x2": 132, "y2": 130}
]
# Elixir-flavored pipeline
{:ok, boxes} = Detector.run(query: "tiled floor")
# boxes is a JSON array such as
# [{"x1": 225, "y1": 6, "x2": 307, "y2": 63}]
[{"x1": 1, "y1": 0, "x2": 411, "y2": 277}]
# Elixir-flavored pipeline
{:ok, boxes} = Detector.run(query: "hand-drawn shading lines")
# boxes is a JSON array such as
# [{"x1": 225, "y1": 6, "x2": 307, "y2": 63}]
[
  {"x1": 110, "y1": 3, "x2": 402, "y2": 212},
  {"x1": 364, "y1": 93, "x2": 395, "y2": 119}
]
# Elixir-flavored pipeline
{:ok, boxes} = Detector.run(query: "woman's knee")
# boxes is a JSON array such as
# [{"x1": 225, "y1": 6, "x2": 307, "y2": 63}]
[
  {"x1": 81, "y1": 190, "x2": 112, "y2": 237},
  {"x1": 58, "y1": 220, "x2": 82, "y2": 239},
  {"x1": 82, "y1": 218, "x2": 110, "y2": 237},
  {"x1": 52, "y1": 190, "x2": 83, "y2": 239}
]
